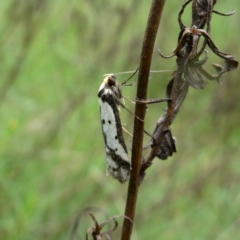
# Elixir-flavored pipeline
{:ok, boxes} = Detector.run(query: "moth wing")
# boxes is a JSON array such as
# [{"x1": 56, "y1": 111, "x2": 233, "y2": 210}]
[
  {"x1": 99, "y1": 100, "x2": 129, "y2": 161},
  {"x1": 99, "y1": 98, "x2": 130, "y2": 183}
]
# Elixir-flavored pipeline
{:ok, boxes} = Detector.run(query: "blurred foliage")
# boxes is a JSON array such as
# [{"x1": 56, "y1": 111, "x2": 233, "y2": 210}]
[{"x1": 0, "y1": 0, "x2": 239, "y2": 239}]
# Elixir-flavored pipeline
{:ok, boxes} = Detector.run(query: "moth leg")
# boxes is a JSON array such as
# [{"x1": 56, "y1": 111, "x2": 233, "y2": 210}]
[
  {"x1": 112, "y1": 93, "x2": 126, "y2": 108},
  {"x1": 121, "y1": 68, "x2": 139, "y2": 86},
  {"x1": 123, "y1": 105, "x2": 144, "y2": 122},
  {"x1": 113, "y1": 94, "x2": 144, "y2": 122},
  {"x1": 122, "y1": 127, "x2": 133, "y2": 138},
  {"x1": 142, "y1": 130, "x2": 156, "y2": 150},
  {"x1": 144, "y1": 130, "x2": 156, "y2": 142},
  {"x1": 136, "y1": 98, "x2": 170, "y2": 105},
  {"x1": 122, "y1": 83, "x2": 136, "y2": 87},
  {"x1": 123, "y1": 96, "x2": 135, "y2": 105}
]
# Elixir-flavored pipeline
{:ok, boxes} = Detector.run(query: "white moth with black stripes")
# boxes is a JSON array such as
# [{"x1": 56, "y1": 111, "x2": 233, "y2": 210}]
[{"x1": 98, "y1": 74, "x2": 131, "y2": 183}]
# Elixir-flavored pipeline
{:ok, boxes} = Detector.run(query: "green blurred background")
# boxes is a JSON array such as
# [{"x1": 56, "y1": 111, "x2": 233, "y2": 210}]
[{"x1": 1, "y1": 1, "x2": 239, "y2": 239}]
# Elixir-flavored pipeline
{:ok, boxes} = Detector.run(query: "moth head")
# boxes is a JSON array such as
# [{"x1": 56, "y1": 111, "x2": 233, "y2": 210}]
[
  {"x1": 103, "y1": 74, "x2": 117, "y2": 87},
  {"x1": 102, "y1": 74, "x2": 122, "y2": 99}
]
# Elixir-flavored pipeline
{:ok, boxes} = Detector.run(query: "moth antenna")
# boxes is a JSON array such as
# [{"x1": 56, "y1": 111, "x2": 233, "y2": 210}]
[
  {"x1": 103, "y1": 69, "x2": 172, "y2": 76},
  {"x1": 103, "y1": 71, "x2": 138, "y2": 76},
  {"x1": 102, "y1": 73, "x2": 114, "y2": 77},
  {"x1": 122, "y1": 127, "x2": 133, "y2": 138}
]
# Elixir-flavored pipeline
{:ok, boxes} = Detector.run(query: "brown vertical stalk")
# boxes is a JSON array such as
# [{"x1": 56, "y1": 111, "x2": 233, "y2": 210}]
[{"x1": 121, "y1": 1, "x2": 165, "y2": 239}]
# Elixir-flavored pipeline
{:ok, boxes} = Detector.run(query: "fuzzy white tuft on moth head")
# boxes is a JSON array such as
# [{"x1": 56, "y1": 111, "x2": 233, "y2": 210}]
[{"x1": 98, "y1": 74, "x2": 131, "y2": 183}]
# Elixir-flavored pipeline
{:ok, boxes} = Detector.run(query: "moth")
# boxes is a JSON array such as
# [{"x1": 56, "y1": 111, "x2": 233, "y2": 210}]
[{"x1": 98, "y1": 74, "x2": 131, "y2": 183}]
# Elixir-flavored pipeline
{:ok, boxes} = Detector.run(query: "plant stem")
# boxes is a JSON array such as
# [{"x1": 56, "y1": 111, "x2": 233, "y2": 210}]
[{"x1": 121, "y1": 1, "x2": 165, "y2": 239}]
